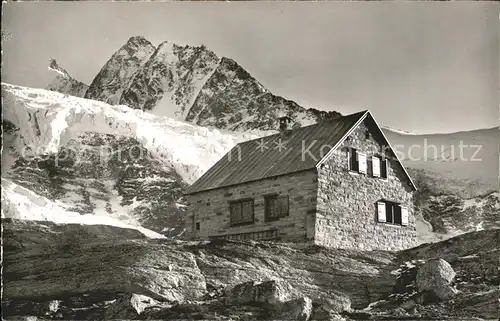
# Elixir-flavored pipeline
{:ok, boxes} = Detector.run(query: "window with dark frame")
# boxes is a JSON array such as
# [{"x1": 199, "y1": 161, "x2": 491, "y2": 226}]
[
  {"x1": 349, "y1": 148, "x2": 388, "y2": 179},
  {"x1": 348, "y1": 148, "x2": 359, "y2": 172},
  {"x1": 367, "y1": 156, "x2": 373, "y2": 177},
  {"x1": 195, "y1": 222, "x2": 200, "y2": 230},
  {"x1": 265, "y1": 195, "x2": 289, "y2": 221},
  {"x1": 380, "y1": 158, "x2": 387, "y2": 178},
  {"x1": 376, "y1": 200, "x2": 408, "y2": 226},
  {"x1": 348, "y1": 148, "x2": 367, "y2": 174},
  {"x1": 229, "y1": 199, "x2": 254, "y2": 226},
  {"x1": 371, "y1": 155, "x2": 387, "y2": 178},
  {"x1": 384, "y1": 201, "x2": 401, "y2": 224}
]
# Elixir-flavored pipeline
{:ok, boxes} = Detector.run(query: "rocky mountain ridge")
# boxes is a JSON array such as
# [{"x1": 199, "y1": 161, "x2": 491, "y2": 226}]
[
  {"x1": 49, "y1": 36, "x2": 342, "y2": 131},
  {"x1": 119, "y1": 41, "x2": 220, "y2": 120},
  {"x1": 84, "y1": 36, "x2": 156, "y2": 105},
  {"x1": 46, "y1": 59, "x2": 88, "y2": 97}
]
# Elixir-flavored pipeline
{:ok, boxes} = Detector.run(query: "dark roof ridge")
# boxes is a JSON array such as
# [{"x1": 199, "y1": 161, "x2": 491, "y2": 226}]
[
  {"x1": 185, "y1": 110, "x2": 370, "y2": 194},
  {"x1": 234, "y1": 110, "x2": 369, "y2": 146}
]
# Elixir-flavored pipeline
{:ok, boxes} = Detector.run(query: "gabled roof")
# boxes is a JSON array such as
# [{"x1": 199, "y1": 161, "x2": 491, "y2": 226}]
[{"x1": 185, "y1": 110, "x2": 416, "y2": 194}]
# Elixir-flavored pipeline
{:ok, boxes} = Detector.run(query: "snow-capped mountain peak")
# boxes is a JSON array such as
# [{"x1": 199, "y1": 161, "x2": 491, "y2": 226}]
[
  {"x1": 48, "y1": 36, "x2": 341, "y2": 132},
  {"x1": 119, "y1": 40, "x2": 220, "y2": 120},
  {"x1": 84, "y1": 36, "x2": 156, "y2": 105}
]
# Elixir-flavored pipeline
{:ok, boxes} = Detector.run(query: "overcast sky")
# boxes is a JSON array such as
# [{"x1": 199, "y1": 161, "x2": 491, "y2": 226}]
[{"x1": 2, "y1": 2, "x2": 499, "y2": 134}]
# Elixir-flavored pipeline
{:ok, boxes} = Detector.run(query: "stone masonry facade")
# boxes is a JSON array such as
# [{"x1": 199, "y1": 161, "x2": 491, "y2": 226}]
[
  {"x1": 186, "y1": 118, "x2": 417, "y2": 251},
  {"x1": 186, "y1": 170, "x2": 318, "y2": 242},
  {"x1": 314, "y1": 119, "x2": 417, "y2": 251}
]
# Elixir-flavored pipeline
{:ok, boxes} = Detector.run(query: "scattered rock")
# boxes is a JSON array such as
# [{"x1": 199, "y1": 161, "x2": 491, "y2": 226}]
[
  {"x1": 416, "y1": 258, "x2": 458, "y2": 301},
  {"x1": 320, "y1": 294, "x2": 352, "y2": 313},
  {"x1": 103, "y1": 293, "x2": 161, "y2": 320},
  {"x1": 311, "y1": 302, "x2": 347, "y2": 320},
  {"x1": 454, "y1": 289, "x2": 499, "y2": 320},
  {"x1": 400, "y1": 299, "x2": 417, "y2": 311},
  {"x1": 2, "y1": 299, "x2": 63, "y2": 319},
  {"x1": 441, "y1": 253, "x2": 459, "y2": 264}
]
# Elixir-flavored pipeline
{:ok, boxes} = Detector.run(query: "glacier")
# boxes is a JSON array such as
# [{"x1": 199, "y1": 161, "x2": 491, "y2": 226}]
[{"x1": 2, "y1": 83, "x2": 261, "y2": 237}]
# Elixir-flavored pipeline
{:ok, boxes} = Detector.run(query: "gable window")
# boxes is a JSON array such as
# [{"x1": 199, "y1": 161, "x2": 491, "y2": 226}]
[
  {"x1": 265, "y1": 195, "x2": 289, "y2": 221},
  {"x1": 348, "y1": 148, "x2": 359, "y2": 172},
  {"x1": 377, "y1": 201, "x2": 409, "y2": 226},
  {"x1": 229, "y1": 199, "x2": 254, "y2": 226},
  {"x1": 372, "y1": 156, "x2": 381, "y2": 177},
  {"x1": 371, "y1": 156, "x2": 387, "y2": 178},
  {"x1": 358, "y1": 152, "x2": 367, "y2": 174},
  {"x1": 348, "y1": 148, "x2": 367, "y2": 174},
  {"x1": 381, "y1": 159, "x2": 387, "y2": 178}
]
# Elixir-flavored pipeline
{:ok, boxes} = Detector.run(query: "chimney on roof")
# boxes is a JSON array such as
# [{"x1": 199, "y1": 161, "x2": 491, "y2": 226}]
[{"x1": 279, "y1": 116, "x2": 293, "y2": 132}]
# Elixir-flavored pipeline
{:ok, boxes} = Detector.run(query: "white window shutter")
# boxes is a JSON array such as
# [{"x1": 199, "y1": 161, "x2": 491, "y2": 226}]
[
  {"x1": 401, "y1": 206, "x2": 409, "y2": 226},
  {"x1": 372, "y1": 157, "x2": 381, "y2": 177},
  {"x1": 377, "y1": 202, "x2": 386, "y2": 222},
  {"x1": 358, "y1": 152, "x2": 367, "y2": 174}
]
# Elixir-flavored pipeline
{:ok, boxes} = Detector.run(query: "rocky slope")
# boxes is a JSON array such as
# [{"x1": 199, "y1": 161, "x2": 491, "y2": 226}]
[
  {"x1": 411, "y1": 167, "x2": 499, "y2": 239},
  {"x1": 383, "y1": 127, "x2": 500, "y2": 241},
  {"x1": 383, "y1": 127, "x2": 499, "y2": 197},
  {"x1": 46, "y1": 59, "x2": 89, "y2": 97},
  {"x1": 2, "y1": 83, "x2": 256, "y2": 236},
  {"x1": 3, "y1": 219, "x2": 499, "y2": 320}
]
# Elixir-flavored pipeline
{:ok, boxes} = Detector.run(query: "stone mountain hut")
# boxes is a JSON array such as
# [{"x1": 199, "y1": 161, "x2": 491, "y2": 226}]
[{"x1": 184, "y1": 110, "x2": 418, "y2": 251}]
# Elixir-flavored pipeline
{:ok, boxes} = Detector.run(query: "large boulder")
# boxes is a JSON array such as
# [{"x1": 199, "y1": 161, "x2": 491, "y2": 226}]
[
  {"x1": 103, "y1": 293, "x2": 161, "y2": 320},
  {"x1": 416, "y1": 258, "x2": 458, "y2": 301},
  {"x1": 3, "y1": 219, "x2": 207, "y2": 303},
  {"x1": 192, "y1": 241, "x2": 396, "y2": 309},
  {"x1": 223, "y1": 280, "x2": 348, "y2": 320},
  {"x1": 224, "y1": 280, "x2": 293, "y2": 305},
  {"x1": 273, "y1": 297, "x2": 313, "y2": 321}
]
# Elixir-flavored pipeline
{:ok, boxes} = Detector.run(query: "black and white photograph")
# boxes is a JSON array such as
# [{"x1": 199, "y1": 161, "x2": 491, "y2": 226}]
[{"x1": 1, "y1": 1, "x2": 499, "y2": 320}]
